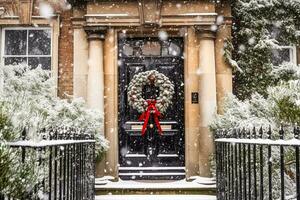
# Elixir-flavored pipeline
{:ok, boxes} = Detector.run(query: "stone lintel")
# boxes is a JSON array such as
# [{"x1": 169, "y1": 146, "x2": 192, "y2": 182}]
[
  {"x1": 84, "y1": 26, "x2": 107, "y2": 40},
  {"x1": 71, "y1": 17, "x2": 86, "y2": 29},
  {"x1": 194, "y1": 26, "x2": 216, "y2": 39}
]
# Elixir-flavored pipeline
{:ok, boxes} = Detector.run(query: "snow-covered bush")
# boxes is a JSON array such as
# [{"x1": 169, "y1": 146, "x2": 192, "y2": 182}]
[
  {"x1": 0, "y1": 110, "x2": 40, "y2": 199},
  {"x1": 211, "y1": 64, "x2": 300, "y2": 199},
  {"x1": 0, "y1": 64, "x2": 108, "y2": 155},
  {"x1": 214, "y1": 0, "x2": 300, "y2": 197},
  {"x1": 211, "y1": 63, "x2": 300, "y2": 135},
  {"x1": 0, "y1": 64, "x2": 108, "y2": 197},
  {"x1": 228, "y1": 0, "x2": 300, "y2": 99}
]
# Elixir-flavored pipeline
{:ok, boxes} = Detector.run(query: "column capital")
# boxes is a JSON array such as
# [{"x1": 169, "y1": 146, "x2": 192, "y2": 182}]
[
  {"x1": 194, "y1": 26, "x2": 216, "y2": 39},
  {"x1": 84, "y1": 26, "x2": 107, "y2": 40}
]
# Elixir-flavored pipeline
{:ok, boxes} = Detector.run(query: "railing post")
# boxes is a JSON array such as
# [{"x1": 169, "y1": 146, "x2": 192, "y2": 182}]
[
  {"x1": 267, "y1": 126, "x2": 272, "y2": 200},
  {"x1": 242, "y1": 128, "x2": 247, "y2": 200},
  {"x1": 295, "y1": 127, "x2": 300, "y2": 200},
  {"x1": 259, "y1": 127, "x2": 264, "y2": 200},
  {"x1": 253, "y1": 127, "x2": 257, "y2": 199},
  {"x1": 238, "y1": 129, "x2": 242, "y2": 200},
  {"x1": 247, "y1": 129, "x2": 252, "y2": 199},
  {"x1": 233, "y1": 129, "x2": 238, "y2": 200},
  {"x1": 279, "y1": 126, "x2": 285, "y2": 200}
]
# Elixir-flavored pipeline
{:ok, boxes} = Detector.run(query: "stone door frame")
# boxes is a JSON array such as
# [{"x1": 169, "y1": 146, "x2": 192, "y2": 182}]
[{"x1": 97, "y1": 27, "x2": 216, "y2": 180}]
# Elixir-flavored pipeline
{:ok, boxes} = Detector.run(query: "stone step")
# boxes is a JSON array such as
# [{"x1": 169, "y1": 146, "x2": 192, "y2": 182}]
[
  {"x1": 95, "y1": 177, "x2": 216, "y2": 195},
  {"x1": 95, "y1": 195, "x2": 216, "y2": 200}
]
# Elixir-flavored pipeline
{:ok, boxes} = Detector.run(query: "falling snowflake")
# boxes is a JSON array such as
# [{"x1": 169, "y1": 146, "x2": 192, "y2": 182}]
[
  {"x1": 238, "y1": 44, "x2": 246, "y2": 52},
  {"x1": 39, "y1": 2, "x2": 54, "y2": 19},
  {"x1": 210, "y1": 25, "x2": 218, "y2": 32},
  {"x1": 216, "y1": 15, "x2": 224, "y2": 25},
  {"x1": 158, "y1": 31, "x2": 168, "y2": 41},
  {"x1": 248, "y1": 37, "x2": 255, "y2": 45},
  {"x1": 120, "y1": 147, "x2": 128, "y2": 156},
  {"x1": 196, "y1": 68, "x2": 203, "y2": 75}
]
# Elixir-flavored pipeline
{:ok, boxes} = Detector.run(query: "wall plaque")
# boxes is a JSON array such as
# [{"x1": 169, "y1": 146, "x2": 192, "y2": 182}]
[{"x1": 191, "y1": 92, "x2": 199, "y2": 104}]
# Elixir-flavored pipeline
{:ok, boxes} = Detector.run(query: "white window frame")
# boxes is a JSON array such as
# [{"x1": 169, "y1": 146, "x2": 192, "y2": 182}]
[
  {"x1": 1, "y1": 27, "x2": 53, "y2": 70},
  {"x1": 271, "y1": 45, "x2": 297, "y2": 66}
]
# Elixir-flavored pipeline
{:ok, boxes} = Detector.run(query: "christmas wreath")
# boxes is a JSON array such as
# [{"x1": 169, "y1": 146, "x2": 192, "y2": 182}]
[
  {"x1": 127, "y1": 70, "x2": 175, "y2": 114},
  {"x1": 127, "y1": 70, "x2": 175, "y2": 135}
]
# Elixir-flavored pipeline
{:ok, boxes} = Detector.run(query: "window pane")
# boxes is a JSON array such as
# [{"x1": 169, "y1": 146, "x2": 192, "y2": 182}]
[
  {"x1": 271, "y1": 48, "x2": 292, "y2": 66},
  {"x1": 28, "y1": 57, "x2": 51, "y2": 70},
  {"x1": 123, "y1": 44, "x2": 133, "y2": 56},
  {"x1": 4, "y1": 57, "x2": 27, "y2": 65},
  {"x1": 168, "y1": 42, "x2": 181, "y2": 56},
  {"x1": 28, "y1": 30, "x2": 51, "y2": 55},
  {"x1": 4, "y1": 30, "x2": 27, "y2": 55},
  {"x1": 141, "y1": 41, "x2": 161, "y2": 56}
]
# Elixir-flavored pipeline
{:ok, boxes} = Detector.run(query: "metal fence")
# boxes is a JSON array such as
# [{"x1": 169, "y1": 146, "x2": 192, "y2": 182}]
[
  {"x1": 215, "y1": 126, "x2": 300, "y2": 200},
  {"x1": 0, "y1": 128, "x2": 96, "y2": 200}
]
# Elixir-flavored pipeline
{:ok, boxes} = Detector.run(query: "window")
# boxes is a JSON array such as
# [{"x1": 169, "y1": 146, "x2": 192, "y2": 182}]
[
  {"x1": 120, "y1": 38, "x2": 182, "y2": 57},
  {"x1": 271, "y1": 47, "x2": 296, "y2": 66},
  {"x1": 2, "y1": 28, "x2": 52, "y2": 70},
  {"x1": 269, "y1": 25, "x2": 297, "y2": 66}
]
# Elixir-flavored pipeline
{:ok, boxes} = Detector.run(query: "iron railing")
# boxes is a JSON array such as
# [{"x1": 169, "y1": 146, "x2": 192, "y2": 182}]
[
  {"x1": 215, "y1": 126, "x2": 300, "y2": 200},
  {"x1": 0, "y1": 129, "x2": 96, "y2": 200}
]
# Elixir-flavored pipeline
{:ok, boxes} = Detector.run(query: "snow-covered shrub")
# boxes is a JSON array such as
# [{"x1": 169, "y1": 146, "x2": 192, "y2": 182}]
[
  {"x1": 0, "y1": 64, "x2": 108, "y2": 156},
  {"x1": 211, "y1": 64, "x2": 300, "y2": 199},
  {"x1": 0, "y1": 109, "x2": 40, "y2": 199},
  {"x1": 211, "y1": 63, "x2": 300, "y2": 135},
  {"x1": 228, "y1": 0, "x2": 300, "y2": 99},
  {"x1": 0, "y1": 64, "x2": 109, "y2": 198}
]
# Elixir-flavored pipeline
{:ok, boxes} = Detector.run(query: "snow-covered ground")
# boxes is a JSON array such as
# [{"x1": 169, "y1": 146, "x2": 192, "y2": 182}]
[{"x1": 95, "y1": 195, "x2": 216, "y2": 200}]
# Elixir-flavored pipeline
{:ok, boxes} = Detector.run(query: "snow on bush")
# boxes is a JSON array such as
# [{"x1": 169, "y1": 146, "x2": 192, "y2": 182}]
[
  {"x1": 227, "y1": 0, "x2": 300, "y2": 99},
  {"x1": 0, "y1": 64, "x2": 108, "y2": 154},
  {"x1": 210, "y1": 64, "x2": 300, "y2": 199},
  {"x1": 0, "y1": 64, "x2": 108, "y2": 198},
  {"x1": 0, "y1": 112, "x2": 41, "y2": 199},
  {"x1": 211, "y1": 63, "x2": 300, "y2": 135}
]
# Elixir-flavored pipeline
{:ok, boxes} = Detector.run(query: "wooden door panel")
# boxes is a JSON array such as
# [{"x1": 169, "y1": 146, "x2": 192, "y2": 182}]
[{"x1": 118, "y1": 37, "x2": 185, "y2": 179}]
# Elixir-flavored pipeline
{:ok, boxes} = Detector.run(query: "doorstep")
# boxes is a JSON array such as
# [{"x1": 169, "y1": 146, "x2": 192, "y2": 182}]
[
  {"x1": 95, "y1": 176, "x2": 216, "y2": 195},
  {"x1": 95, "y1": 195, "x2": 217, "y2": 200}
]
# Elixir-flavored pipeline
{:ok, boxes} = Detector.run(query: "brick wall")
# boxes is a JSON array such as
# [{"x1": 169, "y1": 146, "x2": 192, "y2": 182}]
[{"x1": 58, "y1": 10, "x2": 73, "y2": 98}]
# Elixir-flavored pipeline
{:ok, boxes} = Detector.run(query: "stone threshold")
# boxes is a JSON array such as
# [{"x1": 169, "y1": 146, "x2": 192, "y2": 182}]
[
  {"x1": 95, "y1": 176, "x2": 216, "y2": 195},
  {"x1": 95, "y1": 195, "x2": 217, "y2": 200}
]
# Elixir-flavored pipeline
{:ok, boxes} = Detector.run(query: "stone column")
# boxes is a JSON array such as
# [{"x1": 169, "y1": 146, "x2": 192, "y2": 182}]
[
  {"x1": 185, "y1": 27, "x2": 200, "y2": 179},
  {"x1": 85, "y1": 27, "x2": 107, "y2": 178},
  {"x1": 86, "y1": 28, "x2": 106, "y2": 116},
  {"x1": 196, "y1": 28, "x2": 217, "y2": 177},
  {"x1": 103, "y1": 28, "x2": 119, "y2": 179}
]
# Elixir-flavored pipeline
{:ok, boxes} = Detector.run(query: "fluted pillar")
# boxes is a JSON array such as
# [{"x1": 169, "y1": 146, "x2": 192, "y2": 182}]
[
  {"x1": 196, "y1": 27, "x2": 217, "y2": 177},
  {"x1": 86, "y1": 28, "x2": 106, "y2": 116}
]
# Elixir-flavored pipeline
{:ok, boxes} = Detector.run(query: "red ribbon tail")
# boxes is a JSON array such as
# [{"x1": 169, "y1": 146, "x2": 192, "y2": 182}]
[
  {"x1": 141, "y1": 110, "x2": 150, "y2": 136},
  {"x1": 139, "y1": 112, "x2": 145, "y2": 121}
]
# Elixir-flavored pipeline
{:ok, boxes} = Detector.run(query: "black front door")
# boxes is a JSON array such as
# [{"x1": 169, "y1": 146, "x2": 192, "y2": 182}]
[{"x1": 118, "y1": 37, "x2": 185, "y2": 180}]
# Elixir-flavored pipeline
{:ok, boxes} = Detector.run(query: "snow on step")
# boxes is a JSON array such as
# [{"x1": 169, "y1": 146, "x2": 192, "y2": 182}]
[
  {"x1": 95, "y1": 195, "x2": 216, "y2": 200},
  {"x1": 95, "y1": 176, "x2": 216, "y2": 189}
]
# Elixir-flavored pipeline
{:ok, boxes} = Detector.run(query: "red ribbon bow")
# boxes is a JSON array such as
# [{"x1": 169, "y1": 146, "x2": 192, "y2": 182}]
[{"x1": 138, "y1": 100, "x2": 163, "y2": 136}]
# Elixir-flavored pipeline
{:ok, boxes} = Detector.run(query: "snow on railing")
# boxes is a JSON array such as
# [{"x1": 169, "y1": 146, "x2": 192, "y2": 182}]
[
  {"x1": 8, "y1": 139, "x2": 95, "y2": 147},
  {"x1": 0, "y1": 128, "x2": 96, "y2": 200},
  {"x1": 215, "y1": 126, "x2": 300, "y2": 200}
]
